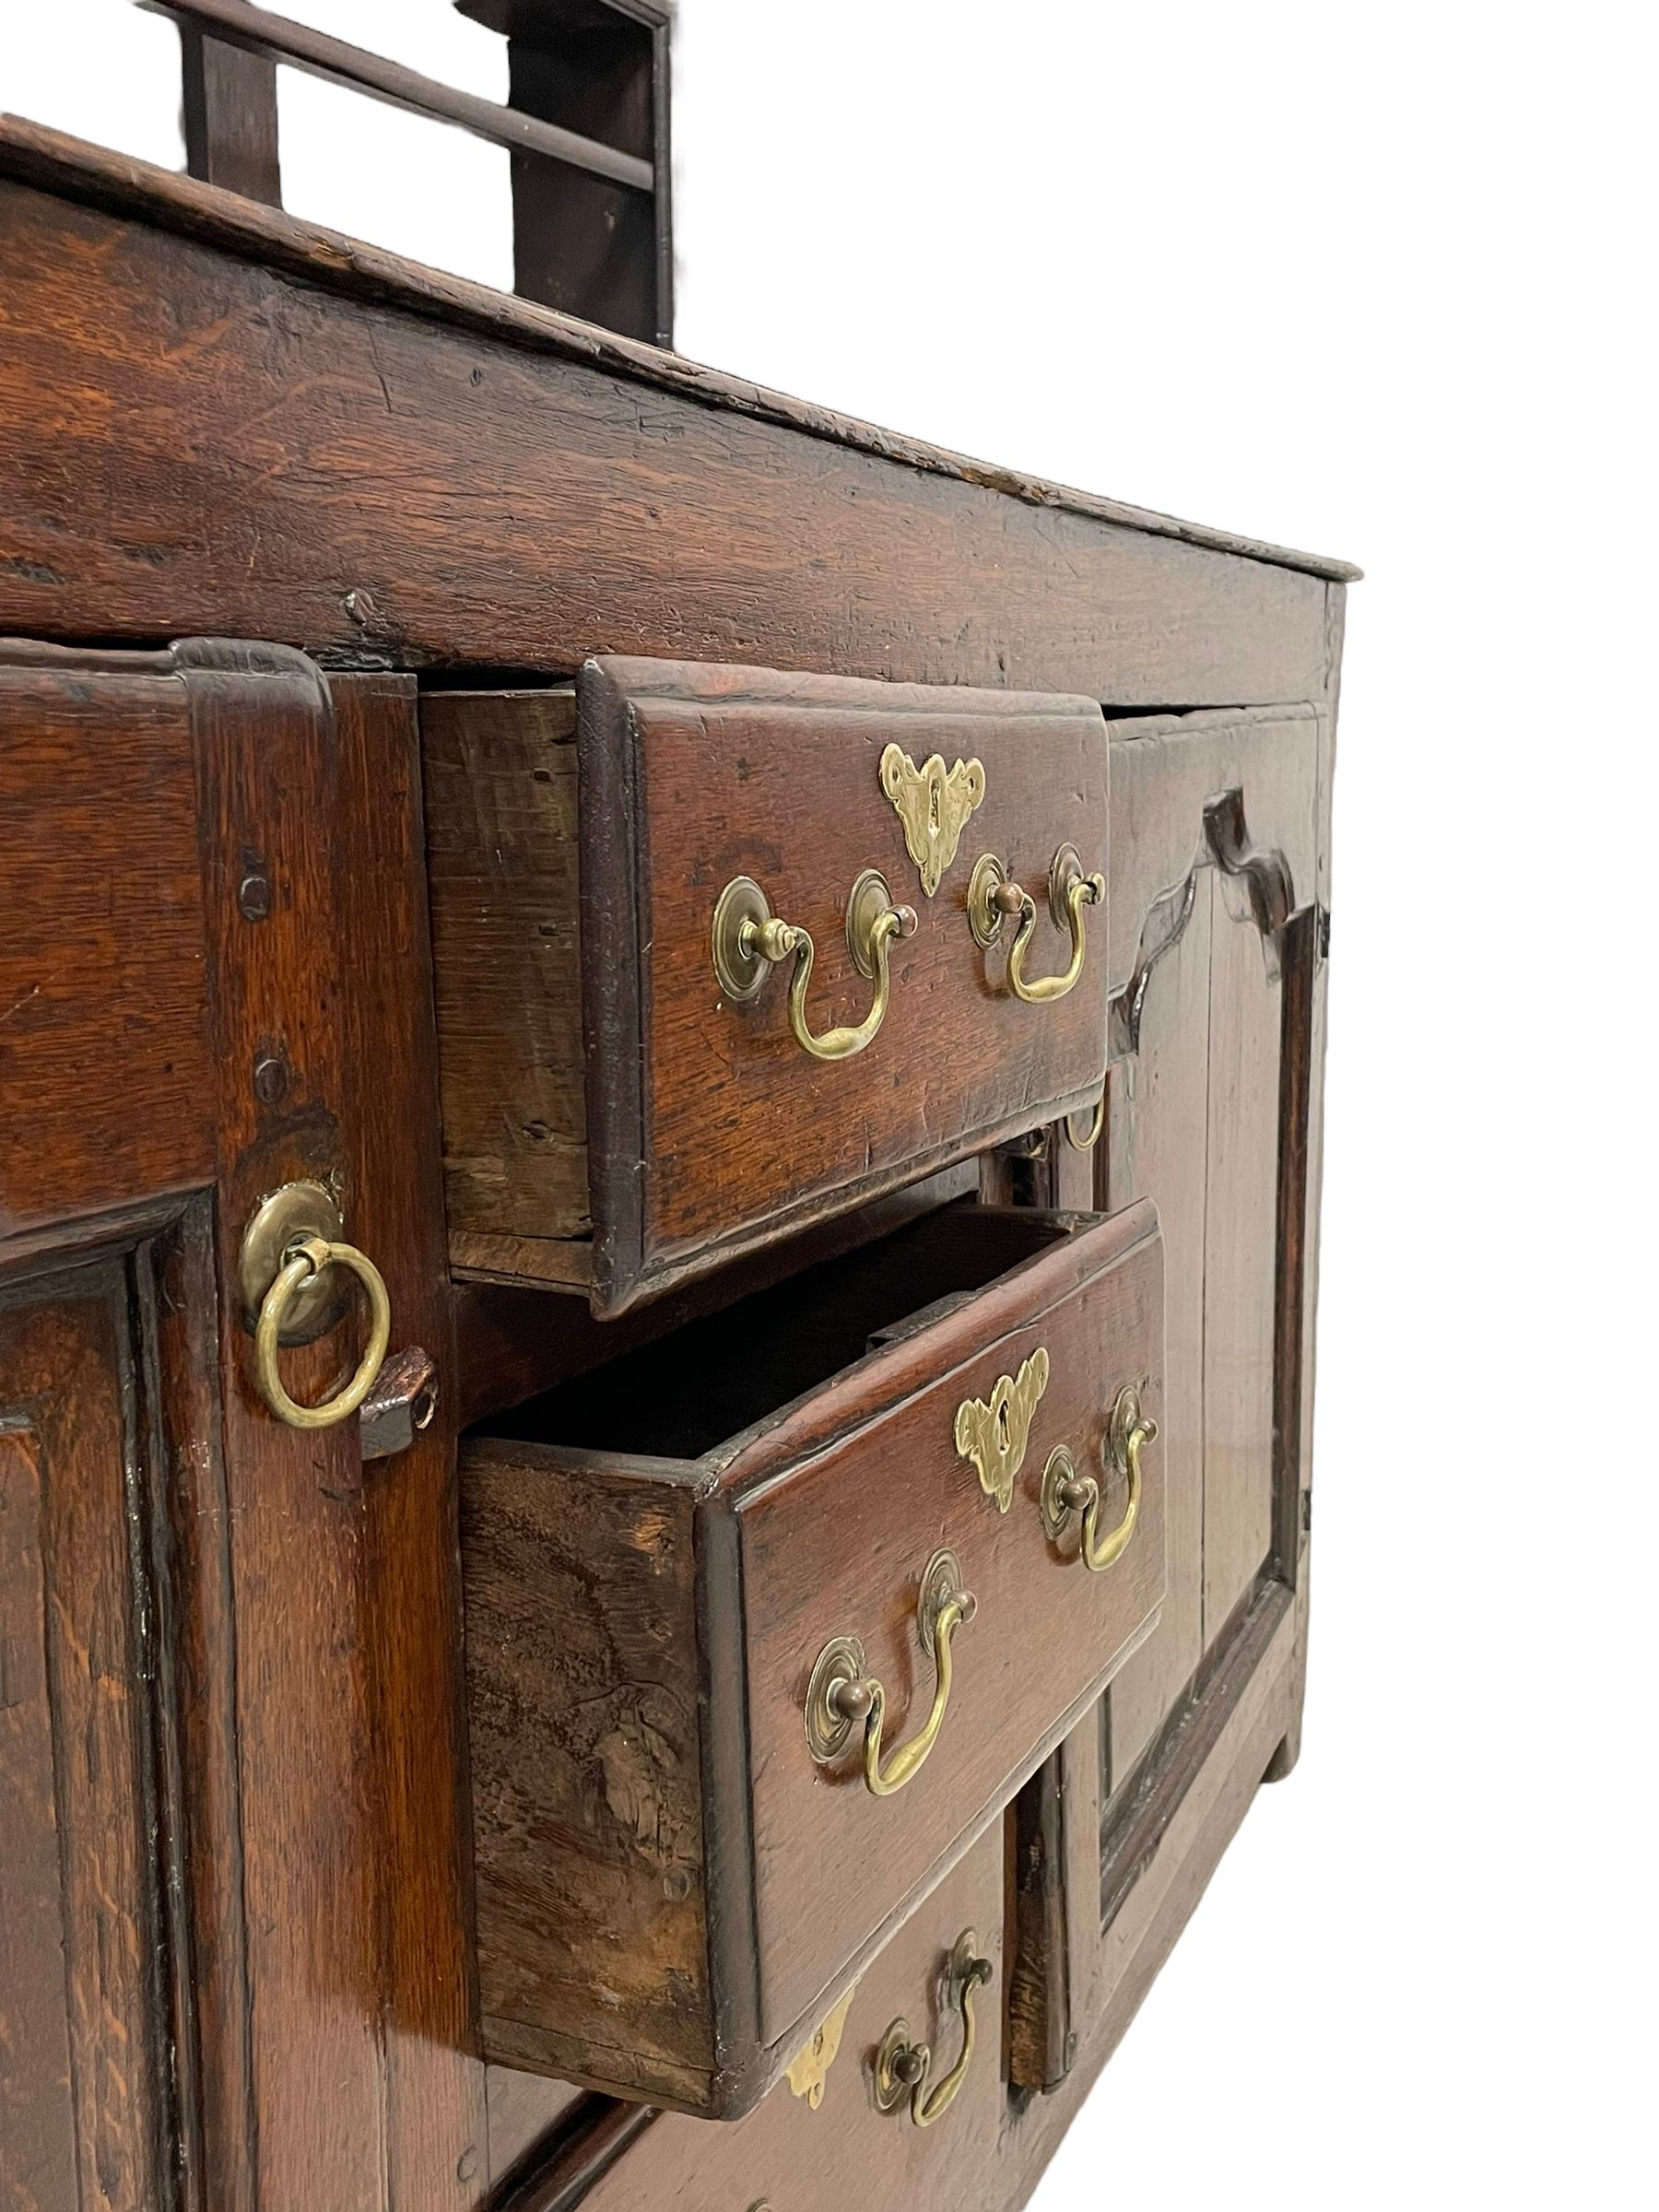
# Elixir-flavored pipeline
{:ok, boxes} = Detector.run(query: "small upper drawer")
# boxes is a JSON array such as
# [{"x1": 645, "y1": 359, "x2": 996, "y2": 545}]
[
  {"x1": 425, "y1": 659, "x2": 1110, "y2": 1314},
  {"x1": 461, "y1": 1196, "x2": 1163, "y2": 2117}
]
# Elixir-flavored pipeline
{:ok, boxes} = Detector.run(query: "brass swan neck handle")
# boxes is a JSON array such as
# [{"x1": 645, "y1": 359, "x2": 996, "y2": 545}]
[
  {"x1": 875, "y1": 1931, "x2": 994, "y2": 2127},
  {"x1": 712, "y1": 868, "x2": 917, "y2": 1061},
  {"x1": 1040, "y1": 1383, "x2": 1156, "y2": 1572},
  {"x1": 806, "y1": 1549, "x2": 975, "y2": 1798},
  {"x1": 969, "y1": 843, "x2": 1105, "y2": 1006}
]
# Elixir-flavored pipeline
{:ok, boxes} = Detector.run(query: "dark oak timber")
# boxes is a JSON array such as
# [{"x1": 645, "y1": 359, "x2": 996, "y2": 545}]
[
  {"x1": 0, "y1": 123, "x2": 1347, "y2": 706},
  {"x1": 0, "y1": 112, "x2": 1347, "y2": 2212},
  {"x1": 462, "y1": 1202, "x2": 1164, "y2": 2112}
]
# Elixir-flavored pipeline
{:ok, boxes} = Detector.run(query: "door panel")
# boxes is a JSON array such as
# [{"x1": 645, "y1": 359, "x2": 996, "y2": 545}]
[
  {"x1": 1201, "y1": 864, "x2": 1284, "y2": 1638},
  {"x1": 1, "y1": 1264, "x2": 176, "y2": 2212},
  {"x1": 1100, "y1": 708, "x2": 1322, "y2": 1785}
]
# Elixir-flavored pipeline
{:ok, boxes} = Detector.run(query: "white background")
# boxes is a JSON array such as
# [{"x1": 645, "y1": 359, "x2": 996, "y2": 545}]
[{"x1": 6, "y1": 5, "x2": 1654, "y2": 2206}]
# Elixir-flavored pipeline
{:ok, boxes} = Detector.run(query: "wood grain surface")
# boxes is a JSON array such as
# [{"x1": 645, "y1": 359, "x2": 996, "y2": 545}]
[
  {"x1": 572, "y1": 1827, "x2": 1007, "y2": 2212},
  {"x1": 424, "y1": 688, "x2": 588, "y2": 1244},
  {"x1": 0, "y1": 647, "x2": 211, "y2": 1245},
  {"x1": 575, "y1": 659, "x2": 1112, "y2": 1310},
  {"x1": 0, "y1": 128, "x2": 1347, "y2": 711},
  {"x1": 0, "y1": 1268, "x2": 175, "y2": 2212},
  {"x1": 461, "y1": 1199, "x2": 1162, "y2": 2113},
  {"x1": 0, "y1": 117, "x2": 1347, "y2": 2210},
  {"x1": 1099, "y1": 710, "x2": 1321, "y2": 1783}
]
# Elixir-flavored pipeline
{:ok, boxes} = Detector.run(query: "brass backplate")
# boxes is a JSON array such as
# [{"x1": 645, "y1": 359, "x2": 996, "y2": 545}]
[
  {"x1": 1048, "y1": 842, "x2": 1085, "y2": 929},
  {"x1": 967, "y1": 852, "x2": 1008, "y2": 948},
  {"x1": 917, "y1": 1547, "x2": 964, "y2": 1662},
  {"x1": 1039, "y1": 1443, "x2": 1082, "y2": 1541},
  {"x1": 238, "y1": 1181, "x2": 347, "y2": 1344},
  {"x1": 845, "y1": 867, "x2": 897, "y2": 981},
  {"x1": 805, "y1": 1633, "x2": 866, "y2": 1764},
  {"x1": 1109, "y1": 1382, "x2": 1145, "y2": 1471},
  {"x1": 712, "y1": 875, "x2": 773, "y2": 1002}
]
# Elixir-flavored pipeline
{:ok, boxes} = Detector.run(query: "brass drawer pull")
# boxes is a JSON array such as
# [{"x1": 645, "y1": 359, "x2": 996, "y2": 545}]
[
  {"x1": 240, "y1": 1182, "x2": 392, "y2": 1431},
  {"x1": 969, "y1": 843, "x2": 1104, "y2": 1005},
  {"x1": 1040, "y1": 1382, "x2": 1155, "y2": 1571},
  {"x1": 806, "y1": 1548, "x2": 974, "y2": 1797},
  {"x1": 712, "y1": 867, "x2": 918, "y2": 1061},
  {"x1": 1064, "y1": 1091, "x2": 1105, "y2": 1150},
  {"x1": 874, "y1": 1931, "x2": 993, "y2": 2127}
]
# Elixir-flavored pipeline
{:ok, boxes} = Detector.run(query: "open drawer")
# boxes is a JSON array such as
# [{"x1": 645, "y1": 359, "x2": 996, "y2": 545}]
[
  {"x1": 461, "y1": 1197, "x2": 1164, "y2": 2115},
  {"x1": 425, "y1": 659, "x2": 1110, "y2": 1313}
]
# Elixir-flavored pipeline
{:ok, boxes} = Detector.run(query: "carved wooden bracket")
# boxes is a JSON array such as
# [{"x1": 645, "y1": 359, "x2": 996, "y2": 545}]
[{"x1": 1109, "y1": 786, "x2": 1323, "y2": 1062}]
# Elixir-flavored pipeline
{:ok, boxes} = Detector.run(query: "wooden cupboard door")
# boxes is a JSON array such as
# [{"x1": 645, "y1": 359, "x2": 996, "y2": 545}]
[
  {"x1": 0, "y1": 641, "x2": 487, "y2": 2212},
  {"x1": 1098, "y1": 706, "x2": 1327, "y2": 1789}
]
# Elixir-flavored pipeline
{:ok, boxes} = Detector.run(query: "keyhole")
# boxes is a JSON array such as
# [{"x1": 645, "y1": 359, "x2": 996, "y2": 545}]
[{"x1": 995, "y1": 1399, "x2": 1011, "y2": 1451}]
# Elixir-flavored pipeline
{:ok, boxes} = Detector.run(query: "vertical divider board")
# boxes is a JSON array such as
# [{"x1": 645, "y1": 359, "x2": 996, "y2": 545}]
[{"x1": 331, "y1": 673, "x2": 487, "y2": 2202}]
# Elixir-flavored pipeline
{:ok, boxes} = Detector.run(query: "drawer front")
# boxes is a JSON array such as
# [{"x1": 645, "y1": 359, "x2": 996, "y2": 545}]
[
  {"x1": 584, "y1": 660, "x2": 1109, "y2": 1310},
  {"x1": 736, "y1": 1205, "x2": 1164, "y2": 2041},
  {"x1": 428, "y1": 663, "x2": 1111, "y2": 1312},
  {"x1": 577, "y1": 1824, "x2": 1007, "y2": 2210}
]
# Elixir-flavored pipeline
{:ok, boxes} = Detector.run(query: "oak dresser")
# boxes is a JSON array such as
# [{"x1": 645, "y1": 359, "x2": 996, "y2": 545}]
[{"x1": 0, "y1": 102, "x2": 1354, "y2": 2212}]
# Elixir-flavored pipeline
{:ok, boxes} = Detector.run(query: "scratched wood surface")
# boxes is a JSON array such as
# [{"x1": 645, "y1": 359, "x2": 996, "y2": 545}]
[
  {"x1": 0, "y1": 124, "x2": 1347, "y2": 707},
  {"x1": 423, "y1": 688, "x2": 589, "y2": 1246},
  {"x1": 572, "y1": 1827, "x2": 1007, "y2": 2212}
]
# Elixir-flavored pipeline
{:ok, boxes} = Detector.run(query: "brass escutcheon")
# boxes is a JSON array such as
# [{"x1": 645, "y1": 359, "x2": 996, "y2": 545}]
[
  {"x1": 873, "y1": 1931, "x2": 993, "y2": 2127},
  {"x1": 712, "y1": 868, "x2": 917, "y2": 1061},
  {"x1": 954, "y1": 1347, "x2": 1049, "y2": 1513},
  {"x1": 968, "y1": 844, "x2": 1105, "y2": 1004},
  {"x1": 785, "y1": 1982, "x2": 858, "y2": 2109},
  {"x1": 879, "y1": 743, "x2": 986, "y2": 897},
  {"x1": 805, "y1": 1549, "x2": 974, "y2": 1797},
  {"x1": 1040, "y1": 1382, "x2": 1157, "y2": 1572}
]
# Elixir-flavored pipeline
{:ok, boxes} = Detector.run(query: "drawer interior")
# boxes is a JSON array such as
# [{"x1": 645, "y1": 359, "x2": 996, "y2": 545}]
[{"x1": 475, "y1": 1198, "x2": 1069, "y2": 1462}]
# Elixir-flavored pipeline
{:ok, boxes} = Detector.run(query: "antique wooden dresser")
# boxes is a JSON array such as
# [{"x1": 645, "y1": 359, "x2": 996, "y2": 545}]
[{"x1": 0, "y1": 77, "x2": 1353, "y2": 2212}]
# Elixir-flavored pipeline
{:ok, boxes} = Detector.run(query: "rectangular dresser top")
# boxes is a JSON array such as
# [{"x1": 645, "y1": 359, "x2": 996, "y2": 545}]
[{"x1": 0, "y1": 115, "x2": 1357, "y2": 702}]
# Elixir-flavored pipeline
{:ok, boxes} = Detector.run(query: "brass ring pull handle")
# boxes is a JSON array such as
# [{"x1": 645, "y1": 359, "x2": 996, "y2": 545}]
[
  {"x1": 806, "y1": 1549, "x2": 975, "y2": 1797},
  {"x1": 240, "y1": 1183, "x2": 393, "y2": 1431},
  {"x1": 1040, "y1": 1383, "x2": 1156, "y2": 1571},
  {"x1": 874, "y1": 1931, "x2": 994, "y2": 2127},
  {"x1": 255, "y1": 1238, "x2": 392, "y2": 1430},
  {"x1": 969, "y1": 844, "x2": 1105, "y2": 1005},
  {"x1": 712, "y1": 869, "x2": 918, "y2": 1062}
]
